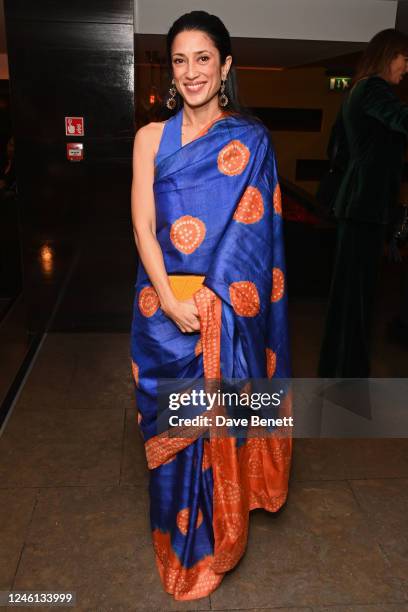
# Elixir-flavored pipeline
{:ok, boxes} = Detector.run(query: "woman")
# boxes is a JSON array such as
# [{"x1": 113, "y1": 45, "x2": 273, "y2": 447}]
[
  {"x1": 318, "y1": 29, "x2": 408, "y2": 378},
  {"x1": 130, "y1": 11, "x2": 291, "y2": 600}
]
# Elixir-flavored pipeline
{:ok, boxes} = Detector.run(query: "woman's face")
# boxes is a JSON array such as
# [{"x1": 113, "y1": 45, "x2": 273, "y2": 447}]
[
  {"x1": 387, "y1": 53, "x2": 408, "y2": 85},
  {"x1": 171, "y1": 30, "x2": 232, "y2": 108}
]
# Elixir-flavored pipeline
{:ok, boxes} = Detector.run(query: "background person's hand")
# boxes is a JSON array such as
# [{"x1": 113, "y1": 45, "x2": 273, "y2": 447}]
[{"x1": 162, "y1": 297, "x2": 200, "y2": 333}]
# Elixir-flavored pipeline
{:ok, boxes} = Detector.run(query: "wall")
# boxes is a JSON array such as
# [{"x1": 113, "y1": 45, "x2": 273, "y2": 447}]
[
  {"x1": 239, "y1": 66, "x2": 408, "y2": 199},
  {"x1": 1, "y1": 0, "x2": 135, "y2": 411},
  {"x1": 237, "y1": 66, "x2": 345, "y2": 194}
]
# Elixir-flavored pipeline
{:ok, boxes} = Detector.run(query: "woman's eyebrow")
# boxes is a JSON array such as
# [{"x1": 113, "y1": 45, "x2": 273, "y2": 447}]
[{"x1": 172, "y1": 50, "x2": 212, "y2": 56}]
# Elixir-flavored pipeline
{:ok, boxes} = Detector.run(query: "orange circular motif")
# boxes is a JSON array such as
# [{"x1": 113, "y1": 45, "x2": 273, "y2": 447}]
[
  {"x1": 176, "y1": 508, "x2": 204, "y2": 536},
  {"x1": 170, "y1": 215, "x2": 206, "y2": 255},
  {"x1": 271, "y1": 268, "x2": 285, "y2": 302},
  {"x1": 138, "y1": 285, "x2": 160, "y2": 317},
  {"x1": 273, "y1": 183, "x2": 282, "y2": 215},
  {"x1": 229, "y1": 281, "x2": 260, "y2": 317},
  {"x1": 266, "y1": 348, "x2": 277, "y2": 378},
  {"x1": 233, "y1": 186, "x2": 264, "y2": 224},
  {"x1": 131, "y1": 360, "x2": 139, "y2": 387},
  {"x1": 217, "y1": 140, "x2": 250, "y2": 176}
]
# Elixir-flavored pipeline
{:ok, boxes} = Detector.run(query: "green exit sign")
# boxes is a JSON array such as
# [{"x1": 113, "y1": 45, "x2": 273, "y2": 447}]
[{"x1": 329, "y1": 76, "x2": 352, "y2": 91}]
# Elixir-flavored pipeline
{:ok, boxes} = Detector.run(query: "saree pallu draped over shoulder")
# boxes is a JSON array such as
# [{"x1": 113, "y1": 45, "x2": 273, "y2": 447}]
[{"x1": 130, "y1": 113, "x2": 292, "y2": 601}]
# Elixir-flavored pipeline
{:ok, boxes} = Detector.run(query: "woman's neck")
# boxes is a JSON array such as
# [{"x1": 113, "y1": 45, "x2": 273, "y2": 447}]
[{"x1": 181, "y1": 99, "x2": 225, "y2": 130}]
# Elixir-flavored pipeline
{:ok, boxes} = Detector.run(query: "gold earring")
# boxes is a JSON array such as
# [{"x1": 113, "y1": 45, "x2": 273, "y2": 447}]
[
  {"x1": 166, "y1": 79, "x2": 177, "y2": 110},
  {"x1": 219, "y1": 78, "x2": 228, "y2": 107}
]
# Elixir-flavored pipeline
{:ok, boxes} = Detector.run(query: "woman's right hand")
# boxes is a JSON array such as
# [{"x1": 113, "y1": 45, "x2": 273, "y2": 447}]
[{"x1": 162, "y1": 298, "x2": 201, "y2": 333}]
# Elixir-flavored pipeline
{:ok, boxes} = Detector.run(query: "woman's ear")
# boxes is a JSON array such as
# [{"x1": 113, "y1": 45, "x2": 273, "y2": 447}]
[{"x1": 222, "y1": 55, "x2": 233, "y2": 79}]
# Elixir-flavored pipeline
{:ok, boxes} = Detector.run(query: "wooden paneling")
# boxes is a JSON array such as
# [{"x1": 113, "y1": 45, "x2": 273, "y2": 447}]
[
  {"x1": 252, "y1": 107, "x2": 323, "y2": 132},
  {"x1": 3, "y1": 0, "x2": 135, "y2": 338}
]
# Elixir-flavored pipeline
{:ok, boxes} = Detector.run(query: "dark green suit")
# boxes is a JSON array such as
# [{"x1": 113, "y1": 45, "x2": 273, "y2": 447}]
[{"x1": 319, "y1": 76, "x2": 408, "y2": 377}]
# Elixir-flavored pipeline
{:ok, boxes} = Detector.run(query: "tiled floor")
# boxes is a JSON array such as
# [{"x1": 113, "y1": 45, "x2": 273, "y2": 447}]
[{"x1": 0, "y1": 328, "x2": 408, "y2": 611}]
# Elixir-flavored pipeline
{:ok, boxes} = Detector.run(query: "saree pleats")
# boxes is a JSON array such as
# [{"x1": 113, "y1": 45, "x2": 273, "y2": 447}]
[{"x1": 131, "y1": 113, "x2": 292, "y2": 600}]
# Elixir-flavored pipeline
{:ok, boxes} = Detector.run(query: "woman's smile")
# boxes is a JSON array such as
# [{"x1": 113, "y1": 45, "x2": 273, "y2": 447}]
[{"x1": 183, "y1": 81, "x2": 207, "y2": 94}]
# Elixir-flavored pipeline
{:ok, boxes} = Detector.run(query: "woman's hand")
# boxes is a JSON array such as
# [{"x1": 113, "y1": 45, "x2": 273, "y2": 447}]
[{"x1": 162, "y1": 297, "x2": 200, "y2": 333}]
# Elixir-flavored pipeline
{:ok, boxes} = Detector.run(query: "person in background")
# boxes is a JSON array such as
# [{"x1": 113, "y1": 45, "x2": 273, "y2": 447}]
[
  {"x1": 388, "y1": 203, "x2": 408, "y2": 346},
  {"x1": 389, "y1": 267, "x2": 408, "y2": 345},
  {"x1": 318, "y1": 29, "x2": 408, "y2": 377}
]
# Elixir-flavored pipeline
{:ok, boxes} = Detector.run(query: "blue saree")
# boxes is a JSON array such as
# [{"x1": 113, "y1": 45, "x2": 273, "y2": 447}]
[{"x1": 130, "y1": 109, "x2": 292, "y2": 600}]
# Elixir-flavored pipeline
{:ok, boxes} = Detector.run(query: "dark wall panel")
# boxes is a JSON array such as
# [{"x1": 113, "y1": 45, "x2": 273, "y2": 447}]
[
  {"x1": 6, "y1": 19, "x2": 134, "y2": 231},
  {"x1": 4, "y1": 0, "x2": 135, "y2": 339},
  {"x1": 252, "y1": 107, "x2": 323, "y2": 132}
]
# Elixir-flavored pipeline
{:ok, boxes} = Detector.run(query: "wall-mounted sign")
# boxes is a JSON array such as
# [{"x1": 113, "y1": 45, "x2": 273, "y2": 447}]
[
  {"x1": 66, "y1": 142, "x2": 83, "y2": 161},
  {"x1": 329, "y1": 77, "x2": 352, "y2": 91},
  {"x1": 65, "y1": 116, "x2": 84, "y2": 136}
]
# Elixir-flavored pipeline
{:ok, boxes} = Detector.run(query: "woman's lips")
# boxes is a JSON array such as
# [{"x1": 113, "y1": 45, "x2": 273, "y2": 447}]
[{"x1": 184, "y1": 82, "x2": 207, "y2": 94}]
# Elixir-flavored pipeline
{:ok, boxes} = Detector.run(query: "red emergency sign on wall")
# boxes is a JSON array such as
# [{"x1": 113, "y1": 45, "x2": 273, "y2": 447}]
[
  {"x1": 65, "y1": 116, "x2": 84, "y2": 136},
  {"x1": 66, "y1": 142, "x2": 83, "y2": 161}
]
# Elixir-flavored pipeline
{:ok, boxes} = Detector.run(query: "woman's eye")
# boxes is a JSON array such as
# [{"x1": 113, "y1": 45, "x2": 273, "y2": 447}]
[
  {"x1": 173, "y1": 58, "x2": 183, "y2": 64},
  {"x1": 199, "y1": 56, "x2": 209, "y2": 62}
]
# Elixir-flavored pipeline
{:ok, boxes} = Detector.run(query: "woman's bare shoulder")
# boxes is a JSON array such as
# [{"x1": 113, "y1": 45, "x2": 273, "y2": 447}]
[{"x1": 134, "y1": 121, "x2": 166, "y2": 152}]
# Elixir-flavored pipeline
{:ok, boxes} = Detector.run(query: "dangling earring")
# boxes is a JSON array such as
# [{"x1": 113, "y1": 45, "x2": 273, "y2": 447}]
[
  {"x1": 166, "y1": 79, "x2": 177, "y2": 110},
  {"x1": 219, "y1": 78, "x2": 229, "y2": 107}
]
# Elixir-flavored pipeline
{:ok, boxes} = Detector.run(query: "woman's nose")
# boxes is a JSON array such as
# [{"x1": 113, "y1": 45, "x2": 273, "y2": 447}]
[{"x1": 185, "y1": 62, "x2": 198, "y2": 79}]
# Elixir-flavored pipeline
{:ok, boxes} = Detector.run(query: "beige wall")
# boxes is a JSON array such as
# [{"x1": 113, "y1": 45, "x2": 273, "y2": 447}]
[
  {"x1": 237, "y1": 66, "x2": 345, "y2": 195},
  {"x1": 238, "y1": 66, "x2": 408, "y2": 201},
  {"x1": 137, "y1": 62, "x2": 408, "y2": 201}
]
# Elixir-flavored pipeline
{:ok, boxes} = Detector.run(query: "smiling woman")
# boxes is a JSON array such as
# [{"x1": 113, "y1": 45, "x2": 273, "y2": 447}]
[
  {"x1": 130, "y1": 10, "x2": 292, "y2": 601},
  {"x1": 170, "y1": 33, "x2": 231, "y2": 119}
]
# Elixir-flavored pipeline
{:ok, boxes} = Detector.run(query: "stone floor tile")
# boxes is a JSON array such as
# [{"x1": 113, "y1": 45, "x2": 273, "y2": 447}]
[
  {"x1": 15, "y1": 334, "x2": 79, "y2": 411},
  {"x1": 0, "y1": 488, "x2": 38, "y2": 590},
  {"x1": 0, "y1": 409, "x2": 124, "y2": 486},
  {"x1": 16, "y1": 333, "x2": 133, "y2": 412},
  {"x1": 291, "y1": 439, "x2": 348, "y2": 481},
  {"x1": 12, "y1": 486, "x2": 210, "y2": 611},
  {"x1": 342, "y1": 440, "x2": 408, "y2": 479},
  {"x1": 210, "y1": 481, "x2": 405, "y2": 609},
  {"x1": 350, "y1": 479, "x2": 408, "y2": 590},
  {"x1": 214, "y1": 608, "x2": 313, "y2": 611},
  {"x1": 68, "y1": 333, "x2": 134, "y2": 407},
  {"x1": 314, "y1": 605, "x2": 408, "y2": 611},
  {"x1": 120, "y1": 407, "x2": 149, "y2": 487},
  {"x1": 291, "y1": 439, "x2": 408, "y2": 481}
]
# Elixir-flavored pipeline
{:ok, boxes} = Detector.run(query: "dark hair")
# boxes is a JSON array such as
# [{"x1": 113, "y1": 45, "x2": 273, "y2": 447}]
[
  {"x1": 162, "y1": 10, "x2": 248, "y2": 118},
  {"x1": 353, "y1": 28, "x2": 408, "y2": 83}
]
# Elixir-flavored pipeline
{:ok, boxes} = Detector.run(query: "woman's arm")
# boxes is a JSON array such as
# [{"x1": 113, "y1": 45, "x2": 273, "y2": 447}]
[
  {"x1": 131, "y1": 125, "x2": 200, "y2": 333},
  {"x1": 328, "y1": 105, "x2": 349, "y2": 171}
]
